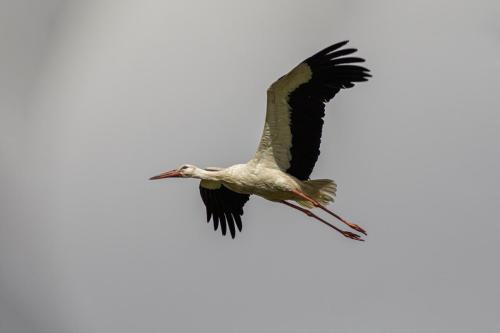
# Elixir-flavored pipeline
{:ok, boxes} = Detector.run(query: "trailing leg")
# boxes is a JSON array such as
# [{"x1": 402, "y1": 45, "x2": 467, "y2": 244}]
[
  {"x1": 291, "y1": 190, "x2": 367, "y2": 235},
  {"x1": 280, "y1": 201, "x2": 364, "y2": 241}
]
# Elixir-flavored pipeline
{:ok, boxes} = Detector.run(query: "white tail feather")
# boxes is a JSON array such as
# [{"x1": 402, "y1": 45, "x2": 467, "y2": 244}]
[{"x1": 298, "y1": 179, "x2": 337, "y2": 208}]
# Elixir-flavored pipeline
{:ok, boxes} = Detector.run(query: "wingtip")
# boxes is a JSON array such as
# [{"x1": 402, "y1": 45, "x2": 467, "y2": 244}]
[
  {"x1": 310, "y1": 40, "x2": 350, "y2": 60},
  {"x1": 334, "y1": 40, "x2": 350, "y2": 49}
]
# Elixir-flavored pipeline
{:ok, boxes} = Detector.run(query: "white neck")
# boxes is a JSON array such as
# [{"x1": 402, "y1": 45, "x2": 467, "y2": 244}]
[{"x1": 192, "y1": 168, "x2": 225, "y2": 181}]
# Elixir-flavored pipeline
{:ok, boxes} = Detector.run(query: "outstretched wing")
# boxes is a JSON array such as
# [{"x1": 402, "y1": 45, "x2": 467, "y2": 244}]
[
  {"x1": 199, "y1": 182, "x2": 250, "y2": 239},
  {"x1": 253, "y1": 41, "x2": 371, "y2": 180}
]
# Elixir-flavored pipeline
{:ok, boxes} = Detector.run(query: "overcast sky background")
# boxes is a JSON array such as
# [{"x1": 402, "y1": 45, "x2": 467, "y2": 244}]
[{"x1": 1, "y1": 1, "x2": 500, "y2": 332}]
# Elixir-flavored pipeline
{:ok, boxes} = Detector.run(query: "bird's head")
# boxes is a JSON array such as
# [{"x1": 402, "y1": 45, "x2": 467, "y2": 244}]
[{"x1": 149, "y1": 164, "x2": 198, "y2": 180}]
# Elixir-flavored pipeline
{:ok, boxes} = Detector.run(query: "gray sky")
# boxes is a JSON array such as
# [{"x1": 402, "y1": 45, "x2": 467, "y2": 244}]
[{"x1": 2, "y1": 1, "x2": 500, "y2": 332}]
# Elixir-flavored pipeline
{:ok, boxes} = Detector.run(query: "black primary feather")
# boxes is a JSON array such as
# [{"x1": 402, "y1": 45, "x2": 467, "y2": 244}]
[
  {"x1": 199, "y1": 185, "x2": 250, "y2": 239},
  {"x1": 286, "y1": 41, "x2": 371, "y2": 180}
]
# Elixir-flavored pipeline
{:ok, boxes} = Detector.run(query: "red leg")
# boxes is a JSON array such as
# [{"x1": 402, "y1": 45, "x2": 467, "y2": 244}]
[
  {"x1": 280, "y1": 201, "x2": 364, "y2": 241},
  {"x1": 290, "y1": 190, "x2": 367, "y2": 235}
]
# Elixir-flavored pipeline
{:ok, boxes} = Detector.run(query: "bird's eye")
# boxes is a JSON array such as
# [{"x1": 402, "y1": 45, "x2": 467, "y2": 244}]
[{"x1": 181, "y1": 166, "x2": 189, "y2": 170}]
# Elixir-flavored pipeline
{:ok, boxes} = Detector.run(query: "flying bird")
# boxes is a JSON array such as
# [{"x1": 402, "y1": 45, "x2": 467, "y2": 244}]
[{"x1": 150, "y1": 41, "x2": 371, "y2": 240}]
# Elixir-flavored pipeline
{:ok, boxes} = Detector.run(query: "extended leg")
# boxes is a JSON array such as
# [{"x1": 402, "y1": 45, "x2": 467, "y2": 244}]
[
  {"x1": 291, "y1": 190, "x2": 367, "y2": 235},
  {"x1": 280, "y1": 201, "x2": 364, "y2": 241}
]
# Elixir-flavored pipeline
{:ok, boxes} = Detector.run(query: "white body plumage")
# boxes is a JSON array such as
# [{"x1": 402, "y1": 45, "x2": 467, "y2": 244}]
[{"x1": 198, "y1": 163, "x2": 336, "y2": 207}]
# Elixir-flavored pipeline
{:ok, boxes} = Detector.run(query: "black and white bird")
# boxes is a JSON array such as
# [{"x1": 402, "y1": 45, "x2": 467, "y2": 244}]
[{"x1": 150, "y1": 41, "x2": 371, "y2": 240}]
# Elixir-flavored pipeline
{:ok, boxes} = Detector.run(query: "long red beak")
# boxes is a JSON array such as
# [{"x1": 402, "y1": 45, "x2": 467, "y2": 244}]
[{"x1": 149, "y1": 169, "x2": 182, "y2": 180}]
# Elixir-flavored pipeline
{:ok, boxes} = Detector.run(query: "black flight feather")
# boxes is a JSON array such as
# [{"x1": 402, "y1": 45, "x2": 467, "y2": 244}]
[
  {"x1": 199, "y1": 185, "x2": 250, "y2": 238},
  {"x1": 285, "y1": 41, "x2": 371, "y2": 180}
]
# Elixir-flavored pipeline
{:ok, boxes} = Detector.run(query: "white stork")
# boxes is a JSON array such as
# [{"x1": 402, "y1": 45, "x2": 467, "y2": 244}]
[{"x1": 150, "y1": 41, "x2": 371, "y2": 241}]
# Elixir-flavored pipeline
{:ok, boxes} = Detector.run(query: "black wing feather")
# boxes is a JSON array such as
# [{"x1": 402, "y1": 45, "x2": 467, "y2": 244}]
[
  {"x1": 285, "y1": 41, "x2": 371, "y2": 180},
  {"x1": 199, "y1": 185, "x2": 250, "y2": 239}
]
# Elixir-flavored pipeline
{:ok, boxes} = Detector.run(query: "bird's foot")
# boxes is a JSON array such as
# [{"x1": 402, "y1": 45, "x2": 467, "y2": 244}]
[
  {"x1": 342, "y1": 231, "x2": 364, "y2": 242},
  {"x1": 345, "y1": 221, "x2": 367, "y2": 235}
]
